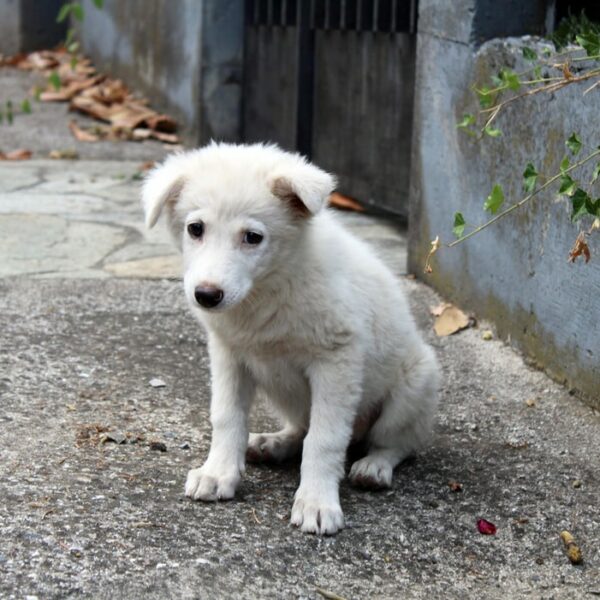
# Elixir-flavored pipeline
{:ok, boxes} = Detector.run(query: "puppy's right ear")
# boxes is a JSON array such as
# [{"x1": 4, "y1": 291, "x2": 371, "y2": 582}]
[{"x1": 141, "y1": 156, "x2": 187, "y2": 229}]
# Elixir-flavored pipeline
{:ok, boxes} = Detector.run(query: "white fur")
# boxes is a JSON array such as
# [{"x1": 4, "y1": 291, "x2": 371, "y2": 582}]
[{"x1": 142, "y1": 142, "x2": 441, "y2": 535}]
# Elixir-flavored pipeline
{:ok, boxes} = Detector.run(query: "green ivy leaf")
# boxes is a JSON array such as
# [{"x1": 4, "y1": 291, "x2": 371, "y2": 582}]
[
  {"x1": 476, "y1": 86, "x2": 494, "y2": 109},
  {"x1": 559, "y1": 174, "x2": 577, "y2": 196},
  {"x1": 6, "y1": 100, "x2": 13, "y2": 125},
  {"x1": 67, "y1": 41, "x2": 80, "y2": 54},
  {"x1": 71, "y1": 2, "x2": 84, "y2": 21},
  {"x1": 484, "y1": 184, "x2": 504, "y2": 214},
  {"x1": 33, "y1": 86, "x2": 42, "y2": 101},
  {"x1": 48, "y1": 71, "x2": 61, "y2": 91},
  {"x1": 560, "y1": 156, "x2": 570, "y2": 172},
  {"x1": 522, "y1": 47, "x2": 537, "y2": 61},
  {"x1": 523, "y1": 163, "x2": 538, "y2": 193},
  {"x1": 576, "y1": 32, "x2": 600, "y2": 57},
  {"x1": 20, "y1": 98, "x2": 31, "y2": 114},
  {"x1": 453, "y1": 212, "x2": 466, "y2": 238},
  {"x1": 571, "y1": 188, "x2": 592, "y2": 221},
  {"x1": 56, "y1": 2, "x2": 73, "y2": 23},
  {"x1": 92, "y1": 0, "x2": 104, "y2": 8},
  {"x1": 566, "y1": 133, "x2": 582, "y2": 156},
  {"x1": 484, "y1": 126, "x2": 502, "y2": 138},
  {"x1": 533, "y1": 65, "x2": 542, "y2": 79},
  {"x1": 70, "y1": 55, "x2": 78, "y2": 70},
  {"x1": 456, "y1": 114, "x2": 475, "y2": 129},
  {"x1": 592, "y1": 163, "x2": 600, "y2": 184},
  {"x1": 500, "y1": 68, "x2": 521, "y2": 91}
]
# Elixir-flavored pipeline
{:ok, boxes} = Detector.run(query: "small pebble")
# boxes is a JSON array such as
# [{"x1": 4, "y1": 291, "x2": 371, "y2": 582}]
[
  {"x1": 180, "y1": 442, "x2": 191, "y2": 450},
  {"x1": 149, "y1": 378, "x2": 166, "y2": 388},
  {"x1": 572, "y1": 479, "x2": 582, "y2": 488},
  {"x1": 482, "y1": 330, "x2": 493, "y2": 341},
  {"x1": 150, "y1": 441, "x2": 167, "y2": 452}
]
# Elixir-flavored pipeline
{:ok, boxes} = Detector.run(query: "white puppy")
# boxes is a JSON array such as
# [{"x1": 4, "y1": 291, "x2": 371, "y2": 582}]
[{"x1": 142, "y1": 142, "x2": 440, "y2": 535}]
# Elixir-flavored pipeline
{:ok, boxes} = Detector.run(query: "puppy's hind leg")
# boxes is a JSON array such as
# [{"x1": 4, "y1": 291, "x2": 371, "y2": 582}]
[
  {"x1": 246, "y1": 425, "x2": 305, "y2": 464},
  {"x1": 349, "y1": 346, "x2": 440, "y2": 490}
]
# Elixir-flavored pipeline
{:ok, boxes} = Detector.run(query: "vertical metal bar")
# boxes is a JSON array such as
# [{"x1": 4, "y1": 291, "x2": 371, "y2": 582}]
[
  {"x1": 410, "y1": 0, "x2": 418, "y2": 33},
  {"x1": 391, "y1": 0, "x2": 396, "y2": 32},
  {"x1": 373, "y1": 0, "x2": 379, "y2": 33},
  {"x1": 282, "y1": 0, "x2": 287, "y2": 26},
  {"x1": 296, "y1": 0, "x2": 315, "y2": 156},
  {"x1": 340, "y1": 0, "x2": 346, "y2": 30},
  {"x1": 267, "y1": 0, "x2": 273, "y2": 26}
]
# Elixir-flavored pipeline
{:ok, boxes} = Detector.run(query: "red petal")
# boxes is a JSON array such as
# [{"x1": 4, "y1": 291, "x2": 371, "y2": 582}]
[{"x1": 477, "y1": 519, "x2": 497, "y2": 535}]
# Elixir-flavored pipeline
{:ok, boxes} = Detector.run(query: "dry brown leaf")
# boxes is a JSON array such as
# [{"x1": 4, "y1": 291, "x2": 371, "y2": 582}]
[
  {"x1": 560, "y1": 530, "x2": 583, "y2": 565},
  {"x1": 424, "y1": 236, "x2": 441, "y2": 274},
  {"x1": 0, "y1": 149, "x2": 32, "y2": 160},
  {"x1": 70, "y1": 95, "x2": 114, "y2": 121},
  {"x1": 433, "y1": 304, "x2": 470, "y2": 337},
  {"x1": 139, "y1": 160, "x2": 156, "y2": 172},
  {"x1": 41, "y1": 75, "x2": 103, "y2": 102},
  {"x1": 328, "y1": 191, "x2": 364, "y2": 212},
  {"x1": 568, "y1": 232, "x2": 591, "y2": 264},
  {"x1": 146, "y1": 113, "x2": 178, "y2": 133},
  {"x1": 149, "y1": 130, "x2": 180, "y2": 144},
  {"x1": 131, "y1": 128, "x2": 152, "y2": 141},
  {"x1": 68, "y1": 120, "x2": 99, "y2": 142},
  {"x1": 49, "y1": 149, "x2": 79, "y2": 159},
  {"x1": 430, "y1": 302, "x2": 452, "y2": 317}
]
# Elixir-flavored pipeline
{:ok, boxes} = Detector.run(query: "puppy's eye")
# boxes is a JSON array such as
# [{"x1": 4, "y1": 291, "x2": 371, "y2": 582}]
[
  {"x1": 187, "y1": 222, "x2": 204, "y2": 239},
  {"x1": 243, "y1": 231, "x2": 263, "y2": 245}
]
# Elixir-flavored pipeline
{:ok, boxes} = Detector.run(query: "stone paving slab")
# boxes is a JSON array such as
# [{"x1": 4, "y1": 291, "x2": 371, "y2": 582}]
[{"x1": 0, "y1": 160, "x2": 599, "y2": 599}]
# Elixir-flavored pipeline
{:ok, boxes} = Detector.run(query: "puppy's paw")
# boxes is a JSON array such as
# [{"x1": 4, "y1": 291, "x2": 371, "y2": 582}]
[
  {"x1": 246, "y1": 431, "x2": 302, "y2": 464},
  {"x1": 349, "y1": 455, "x2": 393, "y2": 490},
  {"x1": 290, "y1": 487, "x2": 344, "y2": 535},
  {"x1": 185, "y1": 465, "x2": 240, "y2": 501}
]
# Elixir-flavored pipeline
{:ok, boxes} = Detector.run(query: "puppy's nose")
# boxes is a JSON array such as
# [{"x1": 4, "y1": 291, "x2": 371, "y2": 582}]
[{"x1": 194, "y1": 286, "x2": 224, "y2": 308}]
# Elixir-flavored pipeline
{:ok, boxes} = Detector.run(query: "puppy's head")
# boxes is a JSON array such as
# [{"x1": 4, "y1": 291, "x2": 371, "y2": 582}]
[{"x1": 142, "y1": 143, "x2": 336, "y2": 312}]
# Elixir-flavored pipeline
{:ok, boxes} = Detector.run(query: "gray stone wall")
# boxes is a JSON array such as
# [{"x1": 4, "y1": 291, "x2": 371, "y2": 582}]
[
  {"x1": 77, "y1": 0, "x2": 244, "y2": 144},
  {"x1": 409, "y1": 0, "x2": 600, "y2": 406}
]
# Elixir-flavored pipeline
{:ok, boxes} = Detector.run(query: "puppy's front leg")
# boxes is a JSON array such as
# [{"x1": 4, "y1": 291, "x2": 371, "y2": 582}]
[
  {"x1": 185, "y1": 337, "x2": 254, "y2": 501},
  {"x1": 291, "y1": 354, "x2": 362, "y2": 535}
]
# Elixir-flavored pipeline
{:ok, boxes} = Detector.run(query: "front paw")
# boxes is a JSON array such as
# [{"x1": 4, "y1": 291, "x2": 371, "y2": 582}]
[
  {"x1": 290, "y1": 486, "x2": 344, "y2": 535},
  {"x1": 185, "y1": 465, "x2": 240, "y2": 501}
]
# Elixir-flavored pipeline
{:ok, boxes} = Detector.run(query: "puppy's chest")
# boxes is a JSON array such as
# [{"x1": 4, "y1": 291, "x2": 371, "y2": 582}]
[{"x1": 243, "y1": 352, "x2": 309, "y2": 399}]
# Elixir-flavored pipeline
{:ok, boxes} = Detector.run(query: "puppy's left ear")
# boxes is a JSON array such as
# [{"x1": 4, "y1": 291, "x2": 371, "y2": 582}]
[
  {"x1": 141, "y1": 155, "x2": 188, "y2": 229},
  {"x1": 271, "y1": 161, "x2": 336, "y2": 217}
]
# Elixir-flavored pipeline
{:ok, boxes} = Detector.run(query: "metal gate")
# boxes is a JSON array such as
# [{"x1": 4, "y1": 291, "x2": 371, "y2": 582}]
[{"x1": 243, "y1": 0, "x2": 418, "y2": 215}]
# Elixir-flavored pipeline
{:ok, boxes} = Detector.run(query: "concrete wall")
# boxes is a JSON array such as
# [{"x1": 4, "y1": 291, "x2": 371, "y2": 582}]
[
  {"x1": 77, "y1": 0, "x2": 244, "y2": 144},
  {"x1": 409, "y1": 0, "x2": 600, "y2": 407},
  {"x1": 0, "y1": 0, "x2": 66, "y2": 55}
]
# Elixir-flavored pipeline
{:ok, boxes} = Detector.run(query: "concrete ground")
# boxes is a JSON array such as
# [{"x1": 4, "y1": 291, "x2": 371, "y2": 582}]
[{"x1": 1, "y1": 70, "x2": 599, "y2": 600}]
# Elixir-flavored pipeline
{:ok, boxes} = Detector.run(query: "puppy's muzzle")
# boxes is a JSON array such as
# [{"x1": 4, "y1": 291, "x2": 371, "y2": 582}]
[{"x1": 194, "y1": 286, "x2": 224, "y2": 309}]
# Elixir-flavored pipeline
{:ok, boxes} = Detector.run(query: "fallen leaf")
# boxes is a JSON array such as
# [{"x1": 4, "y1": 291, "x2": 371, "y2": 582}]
[
  {"x1": 0, "y1": 149, "x2": 32, "y2": 160},
  {"x1": 146, "y1": 113, "x2": 178, "y2": 133},
  {"x1": 560, "y1": 530, "x2": 583, "y2": 564},
  {"x1": 49, "y1": 149, "x2": 79, "y2": 159},
  {"x1": 448, "y1": 480, "x2": 463, "y2": 492},
  {"x1": 430, "y1": 302, "x2": 452, "y2": 317},
  {"x1": 149, "y1": 130, "x2": 180, "y2": 144},
  {"x1": 68, "y1": 120, "x2": 99, "y2": 142},
  {"x1": 424, "y1": 236, "x2": 441, "y2": 274},
  {"x1": 433, "y1": 304, "x2": 470, "y2": 337},
  {"x1": 328, "y1": 192, "x2": 364, "y2": 212},
  {"x1": 568, "y1": 232, "x2": 591, "y2": 264},
  {"x1": 477, "y1": 519, "x2": 497, "y2": 535},
  {"x1": 139, "y1": 160, "x2": 155, "y2": 172},
  {"x1": 315, "y1": 586, "x2": 348, "y2": 600}
]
